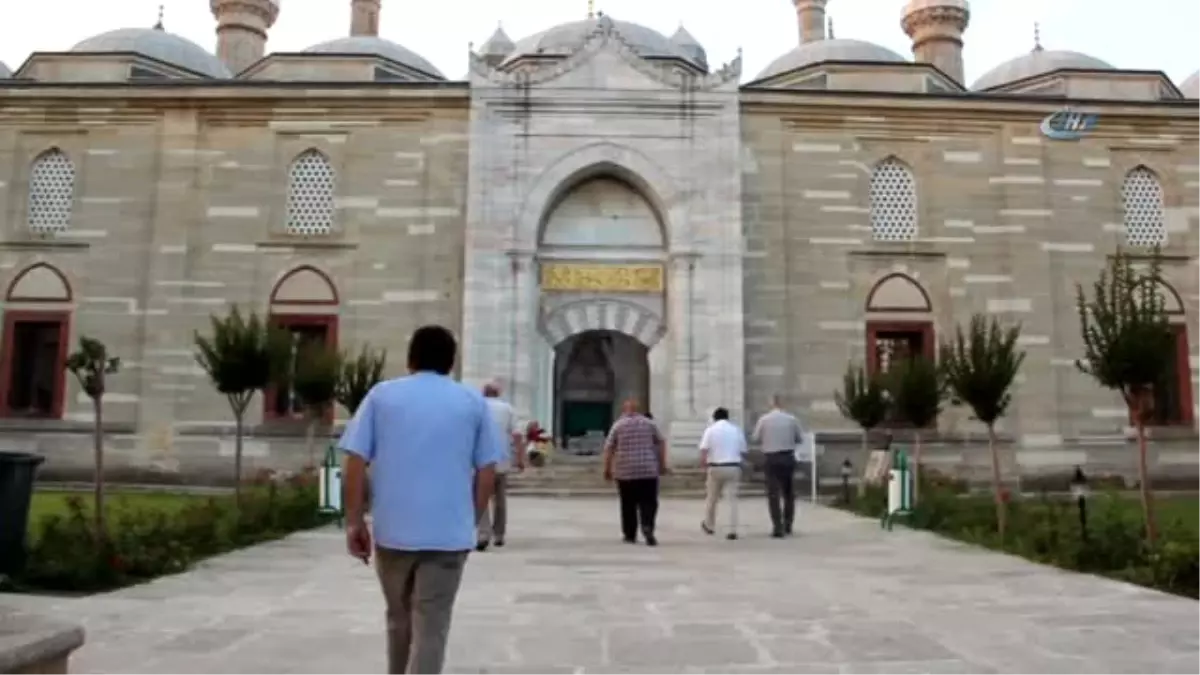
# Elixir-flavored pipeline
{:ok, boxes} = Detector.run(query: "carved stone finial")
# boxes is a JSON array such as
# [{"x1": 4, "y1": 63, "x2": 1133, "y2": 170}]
[
  {"x1": 827, "y1": 16, "x2": 835, "y2": 39},
  {"x1": 1033, "y1": 21, "x2": 1043, "y2": 52},
  {"x1": 154, "y1": 4, "x2": 164, "y2": 30}
]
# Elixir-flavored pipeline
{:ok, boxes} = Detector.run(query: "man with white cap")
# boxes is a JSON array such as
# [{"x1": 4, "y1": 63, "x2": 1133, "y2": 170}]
[{"x1": 477, "y1": 380, "x2": 524, "y2": 551}]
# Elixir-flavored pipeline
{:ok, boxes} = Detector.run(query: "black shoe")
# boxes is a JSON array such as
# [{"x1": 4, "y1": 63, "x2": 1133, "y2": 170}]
[
  {"x1": 701, "y1": 522, "x2": 714, "y2": 535},
  {"x1": 784, "y1": 525, "x2": 793, "y2": 536},
  {"x1": 771, "y1": 530, "x2": 784, "y2": 539},
  {"x1": 644, "y1": 533, "x2": 658, "y2": 547},
  {"x1": 623, "y1": 536, "x2": 637, "y2": 544},
  {"x1": 495, "y1": 539, "x2": 505, "y2": 547},
  {"x1": 475, "y1": 540, "x2": 490, "y2": 552},
  {"x1": 726, "y1": 533, "x2": 738, "y2": 541}
]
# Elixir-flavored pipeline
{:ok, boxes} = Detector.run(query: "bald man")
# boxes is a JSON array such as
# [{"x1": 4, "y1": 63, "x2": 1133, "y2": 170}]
[
  {"x1": 476, "y1": 381, "x2": 524, "y2": 551},
  {"x1": 602, "y1": 399, "x2": 668, "y2": 546},
  {"x1": 752, "y1": 394, "x2": 806, "y2": 538}
]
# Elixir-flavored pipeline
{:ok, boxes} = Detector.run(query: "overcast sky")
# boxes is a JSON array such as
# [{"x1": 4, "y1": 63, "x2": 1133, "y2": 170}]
[{"x1": 0, "y1": 0, "x2": 1196, "y2": 85}]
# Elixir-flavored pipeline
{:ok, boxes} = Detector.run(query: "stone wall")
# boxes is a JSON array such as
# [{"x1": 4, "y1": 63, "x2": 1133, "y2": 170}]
[
  {"x1": 0, "y1": 83, "x2": 470, "y2": 481},
  {"x1": 740, "y1": 91, "x2": 1199, "y2": 479}
]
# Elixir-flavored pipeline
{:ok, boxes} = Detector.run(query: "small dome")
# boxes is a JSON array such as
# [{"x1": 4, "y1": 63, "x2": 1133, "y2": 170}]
[
  {"x1": 479, "y1": 25, "x2": 514, "y2": 57},
  {"x1": 755, "y1": 38, "x2": 907, "y2": 81},
  {"x1": 0, "y1": 61, "x2": 10, "y2": 78},
  {"x1": 1180, "y1": 71, "x2": 1199, "y2": 99},
  {"x1": 972, "y1": 49, "x2": 1113, "y2": 90},
  {"x1": 670, "y1": 26, "x2": 707, "y2": 69},
  {"x1": 71, "y1": 27, "x2": 230, "y2": 78},
  {"x1": 303, "y1": 36, "x2": 443, "y2": 78},
  {"x1": 504, "y1": 17, "x2": 698, "y2": 67}
]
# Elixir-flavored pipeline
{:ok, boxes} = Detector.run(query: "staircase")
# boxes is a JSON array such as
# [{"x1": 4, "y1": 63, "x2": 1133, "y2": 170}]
[{"x1": 507, "y1": 453, "x2": 768, "y2": 498}]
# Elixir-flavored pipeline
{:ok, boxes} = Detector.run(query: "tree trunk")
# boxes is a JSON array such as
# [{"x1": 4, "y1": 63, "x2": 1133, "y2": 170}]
[
  {"x1": 1134, "y1": 395, "x2": 1158, "y2": 542},
  {"x1": 912, "y1": 430, "x2": 922, "y2": 506},
  {"x1": 987, "y1": 424, "x2": 1006, "y2": 537},
  {"x1": 93, "y1": 396, "x2": 105, "y2": 538},
  {"x1": 305, "y1": 415, "x2": 317, "y2": 470},
  {"x1": 857, "y1": 430, "x2": 870, "y2": 497},
  {"x1": 234, "y1": 411, "x2": 244, "y2": 511}
]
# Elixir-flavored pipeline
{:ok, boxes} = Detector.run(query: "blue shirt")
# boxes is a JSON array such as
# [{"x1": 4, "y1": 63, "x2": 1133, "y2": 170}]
[{"x1": 337, "y1": 372, "x2": 504, "y2": 551}]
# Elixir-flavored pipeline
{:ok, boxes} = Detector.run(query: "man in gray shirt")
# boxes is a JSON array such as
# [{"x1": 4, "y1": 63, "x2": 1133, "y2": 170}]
[{"x1": 751, "y1": 395, "x2": 805, "y2": 538}]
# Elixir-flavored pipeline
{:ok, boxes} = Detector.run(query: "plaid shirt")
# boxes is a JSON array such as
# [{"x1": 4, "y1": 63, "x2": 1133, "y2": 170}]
[{"x1": 605, "y1": 414, "x2": 663, "y2": 480}]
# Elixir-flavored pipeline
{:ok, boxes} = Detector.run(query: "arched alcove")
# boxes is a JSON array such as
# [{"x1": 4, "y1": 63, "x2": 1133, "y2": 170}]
[
  {"x1": 0, "y1": 262, "x2": 72, "y2": 419},
  {"x1": 6, "y1": 262, "x2": 72, "y2": 303},
  {"x1": 865, "y1": 272, "x2": 931, "y2": 313},
  {"x1": 540, "y1": 176, "x2": 665, "y2": 249},
  {"x1": 265, "y1": 265, "x2": 339, "y2": 421},
  {"x1": 863, "y1": 272, "x2": 935, "y2": 383},
  {"x1": 269, "y1": 265, "x2": 339, "y2": 307}
]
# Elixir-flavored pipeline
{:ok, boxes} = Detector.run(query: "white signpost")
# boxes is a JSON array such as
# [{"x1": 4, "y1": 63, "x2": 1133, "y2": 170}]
[{"x1": 794, "y1": 432, "x2": 822, "y2": 503}]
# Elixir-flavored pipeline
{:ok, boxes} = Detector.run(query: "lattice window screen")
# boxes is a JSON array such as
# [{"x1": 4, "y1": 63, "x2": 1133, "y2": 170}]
[
  {"x1": 869, "y1": 159, "x2": 918, "y2": 242},
  {"x1": 1122, "y1": 168, "x2": 1166, "y2": 247},
  {"x1": 27, "y1": 150, "x2": 76, "y2": 235},
  {"x1": 285, "y1": 150, "x2": 335, "y2": 236}
]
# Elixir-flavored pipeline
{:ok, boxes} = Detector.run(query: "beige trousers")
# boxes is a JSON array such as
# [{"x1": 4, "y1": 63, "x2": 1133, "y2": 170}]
[
  {"x1": 703, "y1": 465, "x2": 742, "y2": 535},
  {"x1": 374, "y1": 548, "x2": 468, "y2": 674}
]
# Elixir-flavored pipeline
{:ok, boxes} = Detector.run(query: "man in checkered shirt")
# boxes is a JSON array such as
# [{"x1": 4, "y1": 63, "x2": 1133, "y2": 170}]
[{"x1": 603, "y1": 398, "x2": 668, "y2": 546}]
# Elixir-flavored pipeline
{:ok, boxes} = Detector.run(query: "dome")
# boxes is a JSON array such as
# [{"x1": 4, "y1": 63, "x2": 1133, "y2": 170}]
[
  {"x1": 1181, "y1": 71, "x2": 1199, "y2": 99},
  {"x1": 503, "y1": 17, "x2": 698, "y2": 67},
  {"x1": 0, "y1": 61, "x2": 10, "y2": 78},
  {"x1": 479, "y1": 26, "x2": 515, "y2": 58},
  {"x1": 670, "y1": 26, "x2": 707, "y2": 69},
  {"x1": 972, "y1": 49, "x2": 1113, "y2": 90},
  {"x1": 755, "y1": 38, "x2": 907, "y2": 81},
  {"x1": 71, "y1": 27, "x2": 230, "y2": 78},
  {"x1": 303, "y1": 36, "x2": 443, "y2": 78}
]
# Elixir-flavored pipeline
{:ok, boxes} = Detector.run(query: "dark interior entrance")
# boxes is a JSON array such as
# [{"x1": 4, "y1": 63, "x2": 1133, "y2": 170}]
[{"x1": 554, "y1": 330, "x2": 649, "y2": 454}]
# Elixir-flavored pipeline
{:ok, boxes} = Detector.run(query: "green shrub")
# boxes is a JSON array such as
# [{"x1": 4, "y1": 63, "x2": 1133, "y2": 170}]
[{"x1": 13, "y1": 479, "x2": 333, "y2": 593}]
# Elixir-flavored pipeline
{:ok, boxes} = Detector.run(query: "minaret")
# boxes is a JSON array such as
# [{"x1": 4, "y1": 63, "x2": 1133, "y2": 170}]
[
  {"x1": 211, "y1": 0, "x2": 279, "y2": 74},
  {"x1": 351, "y1": 0, "x2": 382, "y2": 36},
  {"x1": 901, "y1": 0, "x2": 970, "y2": 85},
  {"x1": 793, "y1": 0, "x2": 827, "y2": 44}
]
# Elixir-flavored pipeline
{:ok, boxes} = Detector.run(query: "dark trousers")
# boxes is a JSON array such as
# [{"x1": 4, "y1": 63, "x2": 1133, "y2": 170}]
[
  {"x1": 764, "y1": 452, "x2": 797, "y2": 533},
  {"x1": 375, "y1": 548, "x2": 469, "y2": 674},
  {"x1": 616, "y1": 478, "x2": 659, "y2": 540}
]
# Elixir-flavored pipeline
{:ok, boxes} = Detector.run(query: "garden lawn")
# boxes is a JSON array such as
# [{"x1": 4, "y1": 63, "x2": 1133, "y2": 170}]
[{"x1": 28, "y1": 490, "x2": 210, "y2": 538}]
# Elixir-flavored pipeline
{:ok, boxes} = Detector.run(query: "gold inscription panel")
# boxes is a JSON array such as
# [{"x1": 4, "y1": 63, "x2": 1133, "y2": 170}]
[{"x1": 540, "y1": 264, "x2": 664, "y2": 293}]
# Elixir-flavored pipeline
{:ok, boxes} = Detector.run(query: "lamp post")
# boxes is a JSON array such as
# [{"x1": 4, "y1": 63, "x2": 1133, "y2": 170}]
[
  {"x1": 1070, "y1": 465, "x2": 1089, "y2": 542},
  {"x1": 840, "y1": 459, "x2": 853, "y2": 504}
]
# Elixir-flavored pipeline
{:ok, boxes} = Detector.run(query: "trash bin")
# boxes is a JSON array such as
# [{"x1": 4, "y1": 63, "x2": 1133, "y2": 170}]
[{"x1": 0, "y1": 452, "x2": 45, "y2": 576}]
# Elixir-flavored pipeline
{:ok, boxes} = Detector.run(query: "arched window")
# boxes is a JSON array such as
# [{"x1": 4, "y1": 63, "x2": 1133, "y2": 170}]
[
  {"x1": 864, "y1": 272, "x2": 936, "y2": 428},
  {"x1": 869, "y1": 158, "x2": 918, "y2": 242},
  {"x1": 0, "y1": 263, "x2": 72, "y2": 419},
  {"x1": 285, "y1": 150, "x2": 335, "y2": 236},
  {"x1": 27, "y1": 149, "x2": 76, "y2": 235},
  {"x1": 1121, "y1": 167, "x2": 1166, "y2": 247},
  {"x1": 265, "y1": 265, "x2": 339, "y2": 421},
  {"x1": 1144, "y1": 279, "x2": 1193, "y2": 426}
]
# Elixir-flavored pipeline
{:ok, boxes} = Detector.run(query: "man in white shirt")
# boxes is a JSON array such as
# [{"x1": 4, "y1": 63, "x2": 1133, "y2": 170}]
[
  {"x1": 698, "y1": 407, "x2": 748, "y2": 541},
  {"x1": 477, "y1": 381, "x2": 525, "y2": 551}
]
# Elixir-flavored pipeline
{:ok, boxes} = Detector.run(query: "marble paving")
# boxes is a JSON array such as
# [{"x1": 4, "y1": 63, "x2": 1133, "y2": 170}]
[{"x1": 2, "y1": 498, "x2": 1197, "y2": 674}]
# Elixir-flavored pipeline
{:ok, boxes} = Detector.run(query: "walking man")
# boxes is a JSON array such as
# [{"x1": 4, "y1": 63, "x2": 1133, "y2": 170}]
[
  {"x1": 602, "y1": 399, "x2": 668, "y2": 546},
  {"x1": 477, "y1": 380, "x2": 525, "y2": 551},
  {"x1": 699, "y1": 407, "x2": 747, "y2": 540},
  {"x1": 752, "y1": 394, "x2": 806, "y2": 538},
  {"x1": 340, "y1": 325, "x2": 504, "y2": 674}
]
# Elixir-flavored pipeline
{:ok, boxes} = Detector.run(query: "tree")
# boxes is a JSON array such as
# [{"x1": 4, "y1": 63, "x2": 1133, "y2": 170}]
[
  {"x1": 885, "y1": 355, "x2": 944, "y2": 505},
  {"x1": 336, "y1": 344, "x2": 387, "y2": 415},
  {"x1": 194, "y1": 307, "x2": 289, "y2": 507},
  {"x1": 941, "y1": 314, "x2": 1026, "y2": 537},
  {"x1": 64, "y1": 336, "x2": 120, "y2": 538},
  {"x1": 1075, "y1": 250, "x2": 1174, "y2": 542},
  {"x1": 292, "y1": 343, "x2": 342, "y2": 468},
  {"x1": 834, "y1": 362, "x2": 890, "y2": 495}
]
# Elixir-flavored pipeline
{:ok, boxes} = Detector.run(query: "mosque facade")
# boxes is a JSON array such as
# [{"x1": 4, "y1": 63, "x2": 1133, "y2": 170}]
[{"x1": 0, "y1": 0, "x2": 1196, "y2": 484}]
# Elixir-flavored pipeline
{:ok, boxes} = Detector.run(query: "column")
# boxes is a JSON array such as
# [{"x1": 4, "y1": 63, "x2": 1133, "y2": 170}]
[{"x1": 508, "y1": 250, "x2": 539, "y2": 420}]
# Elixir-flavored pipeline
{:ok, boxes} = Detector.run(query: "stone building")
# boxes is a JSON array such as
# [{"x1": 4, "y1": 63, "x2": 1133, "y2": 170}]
[{"x1": 0, "y1": 0, "x2": 1195, "y2": 484}]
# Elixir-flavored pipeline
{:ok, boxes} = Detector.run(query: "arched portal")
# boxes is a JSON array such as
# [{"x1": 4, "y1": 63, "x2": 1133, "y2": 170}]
[{"x1": 553, "y1": 330, "x2": 650, "y2": 453}]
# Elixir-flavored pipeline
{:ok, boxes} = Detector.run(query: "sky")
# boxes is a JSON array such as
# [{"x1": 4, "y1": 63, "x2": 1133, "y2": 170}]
[{"x1": 0, "y1": 0, "x2": 1196, "y2": 85}]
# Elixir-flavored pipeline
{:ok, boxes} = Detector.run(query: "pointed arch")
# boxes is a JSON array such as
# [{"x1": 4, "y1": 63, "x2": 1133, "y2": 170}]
[
  {"x1": 285, "y1": 149, "x2": 336, "y2": 236},
  {"x1": 27, "y1": 148, "x2": 77, "y2": 235},
  {"x1": 269, "y1": 264, "x2": 339, "y2": 306},
  {"x1": 865, "y1": 272, "x2": 931, "y2": 313},
  {"x1": 1121, "y1": 165, "x2": 1166, "y2": 247},
  {"x1": 869, "y1": 156, "x2": 918, "y2": 242},
  {"x1": 5, "y1": 262, "x2": 72, "y2": 303}
]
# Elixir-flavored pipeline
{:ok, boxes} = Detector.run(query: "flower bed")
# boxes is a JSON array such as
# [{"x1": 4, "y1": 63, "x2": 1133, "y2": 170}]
[
  {"x1": 8, "y1": 473, "x2": 335, "y2": 594},
  {"x1": 837, "y1": 476, "x2": 1199, "y2": 599}
]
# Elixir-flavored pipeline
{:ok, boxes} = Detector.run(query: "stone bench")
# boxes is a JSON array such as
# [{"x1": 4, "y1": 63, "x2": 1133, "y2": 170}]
[{"x1": 0, "y1": 608, "x2": 85, "y2": 674}]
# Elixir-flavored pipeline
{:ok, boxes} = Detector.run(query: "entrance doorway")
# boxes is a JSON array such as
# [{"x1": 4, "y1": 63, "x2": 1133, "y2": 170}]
[{"x1": 554, "y1": 330, "x2": 649, "y2": 454}]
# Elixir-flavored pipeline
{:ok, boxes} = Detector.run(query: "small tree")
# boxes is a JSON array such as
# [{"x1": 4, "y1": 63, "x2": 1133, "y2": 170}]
[
  {"x1": 194, "y1": 307, "x2": 289, "y2": 507},
  {"x1": 64, "y1": 336, "x2": 120, "y2": 537},
  {"x1": 292, "y1": 343, "x2": 341, "y2": 468},
  {"x1": 834, "y1": 362, "x2": 890, "y2": 494},
  {"x1": 336, "y1": 344, "x2": 387, "y2": 416},
  {"x1": 1075, "y1": 250, "x2": 1174, "y2": 542},
  {"x1": 885, "y1": 355, "x2": 944, "y2": 504},
  {"x1": 941, "y1": 315, "x2": 1026, "y2": 537}
]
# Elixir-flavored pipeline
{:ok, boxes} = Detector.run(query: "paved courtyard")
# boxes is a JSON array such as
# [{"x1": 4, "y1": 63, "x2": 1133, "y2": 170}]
[{"x1": 3, "y1": 498, "x2": 1197, "y2": 674}]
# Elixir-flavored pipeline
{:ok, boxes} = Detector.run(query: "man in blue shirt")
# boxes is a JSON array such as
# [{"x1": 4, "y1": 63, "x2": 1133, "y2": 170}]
[{"x1": 340, "y1": 325, "x2": 503, "y2": 674}]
